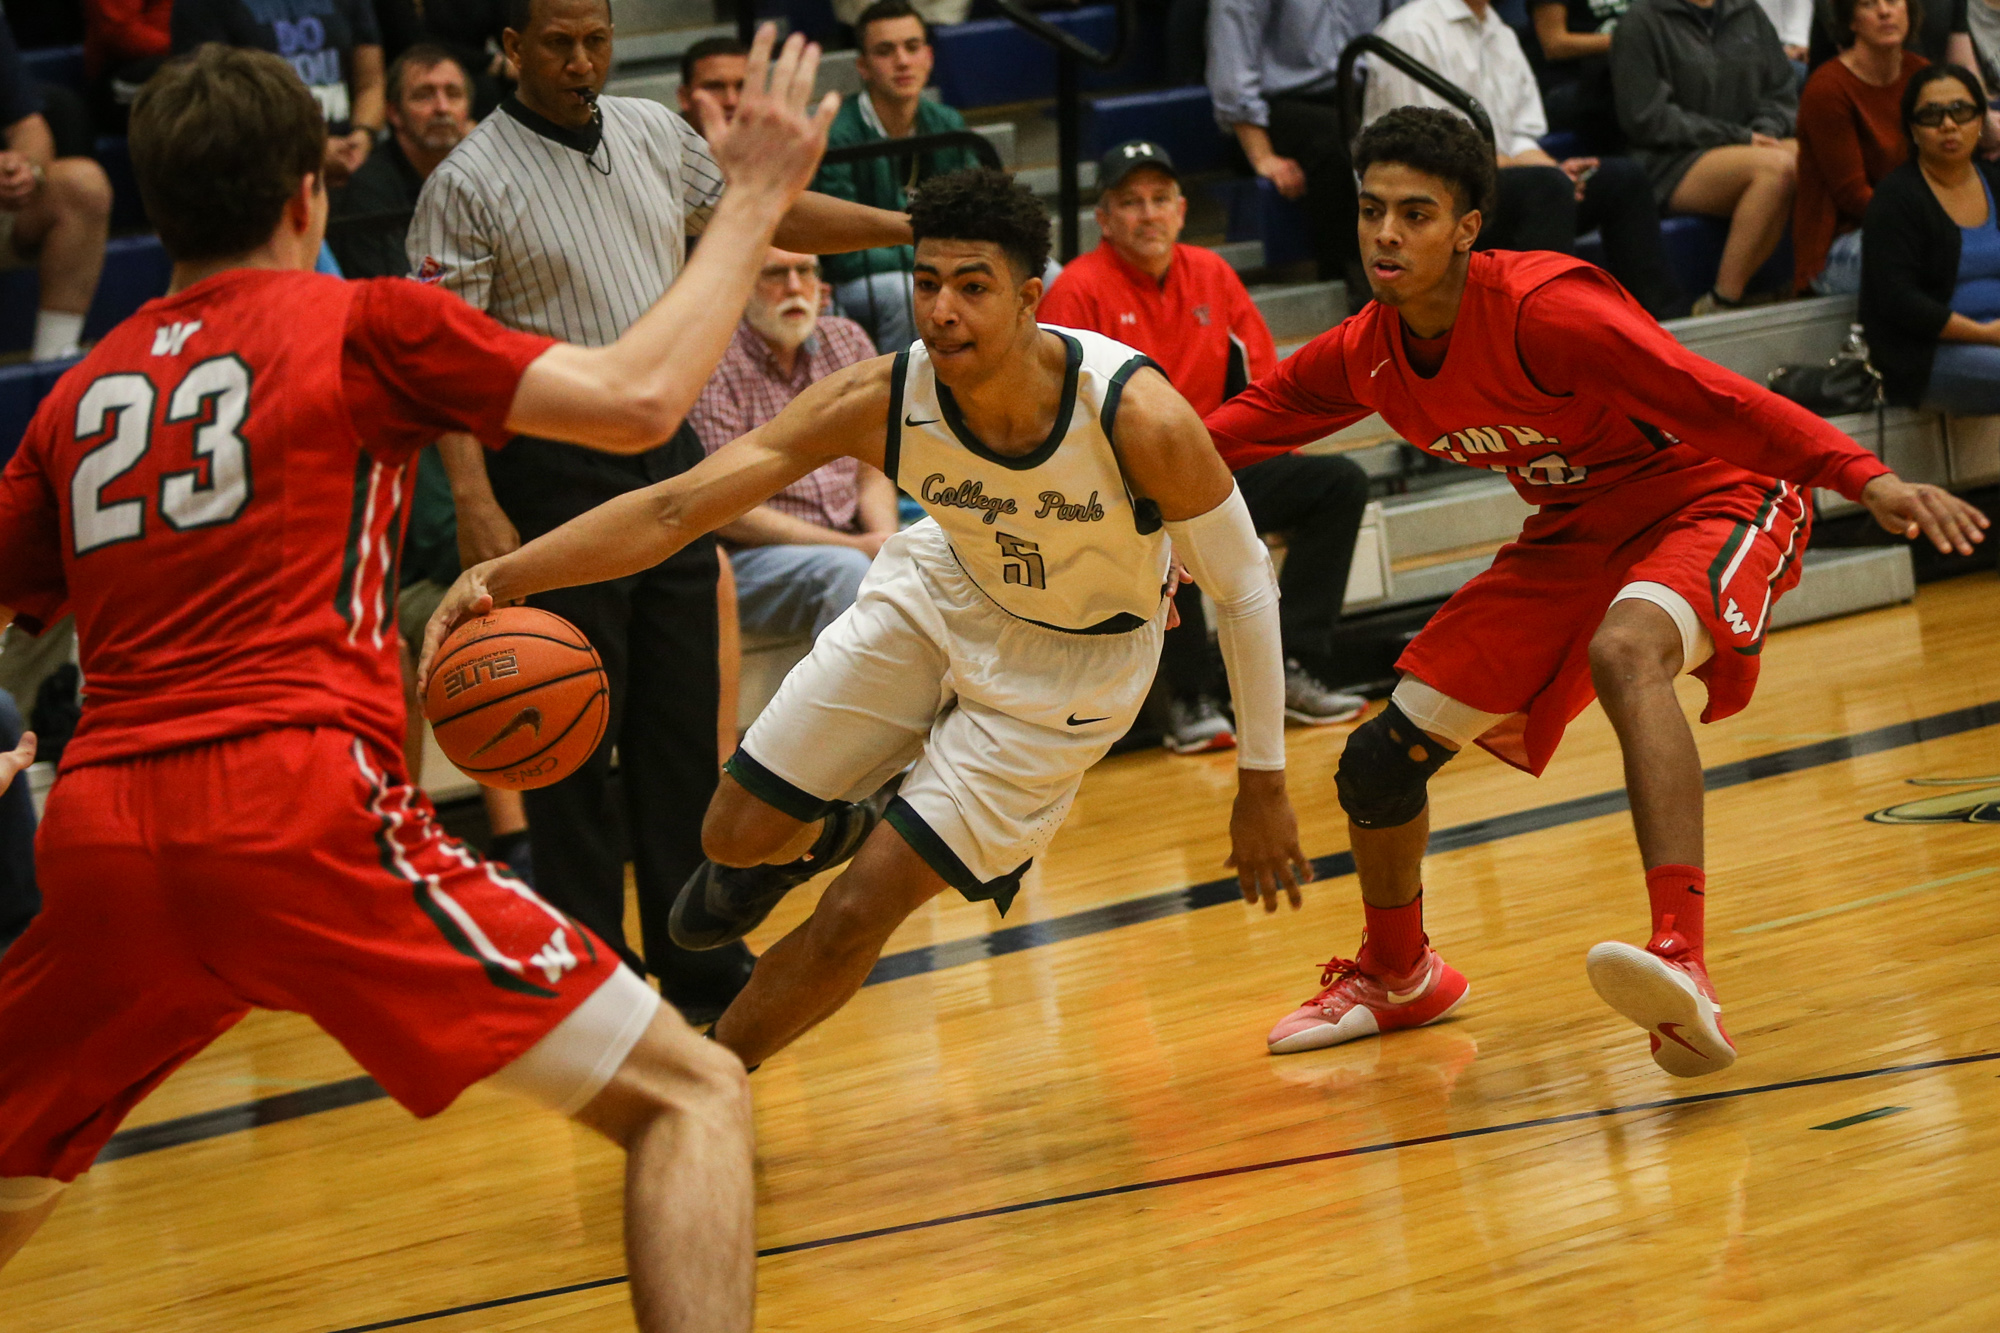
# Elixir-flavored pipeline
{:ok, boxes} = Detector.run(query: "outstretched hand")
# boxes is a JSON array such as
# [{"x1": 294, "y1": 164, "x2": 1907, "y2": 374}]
[
  {"x1": 417, "y1": 565, "x2": 500, "y2": 698},
  {"x1": 693, "y1": 24, "x2": 840, "y2": 208},
  {"x1": 1228, "y1": 768, "x2": 1313, "y2": 912},
  {"x1": 0, "y1": 728, "x2": 35, "y2": 797},
  {"x1": 1862, "y1": 475, "x2": 1990, "y2": 555}
]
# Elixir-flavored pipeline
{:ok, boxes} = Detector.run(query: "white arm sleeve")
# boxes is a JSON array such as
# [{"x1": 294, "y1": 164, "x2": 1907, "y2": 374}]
[{"x1": 1164, "y1": 484, "x2": 1286, "y2": 771}]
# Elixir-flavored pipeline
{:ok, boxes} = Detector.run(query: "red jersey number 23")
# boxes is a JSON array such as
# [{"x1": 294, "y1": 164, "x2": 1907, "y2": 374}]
[{"x1": 71, "y1": 354, "x2": 254, "y2": 557}]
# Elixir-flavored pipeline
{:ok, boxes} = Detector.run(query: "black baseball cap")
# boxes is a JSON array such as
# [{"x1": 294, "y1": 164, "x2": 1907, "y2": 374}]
[{"x1": 1098, "y1": 139, "x2": 1179, "y2": 191}]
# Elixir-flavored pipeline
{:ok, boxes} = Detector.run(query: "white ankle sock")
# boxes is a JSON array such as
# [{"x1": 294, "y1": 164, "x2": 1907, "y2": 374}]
[{"x1": 32, "y1": 310, "x2": 85, "y2": 361}]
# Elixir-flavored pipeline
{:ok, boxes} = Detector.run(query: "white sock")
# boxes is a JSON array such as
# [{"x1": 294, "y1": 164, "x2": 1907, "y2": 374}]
[{"x1": 32, "y1": 310, "x2": 85, "y2": 361}]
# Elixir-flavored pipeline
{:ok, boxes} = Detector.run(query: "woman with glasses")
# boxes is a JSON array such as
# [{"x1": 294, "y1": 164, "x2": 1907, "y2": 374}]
[{"x1": 1861, "y1": 63, "x2": 2000, "y2": 410}]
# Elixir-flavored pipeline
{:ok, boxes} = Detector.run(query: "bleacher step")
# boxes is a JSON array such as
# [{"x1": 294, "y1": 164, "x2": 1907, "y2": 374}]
[
  {"x1": 1015, "y1": 161, "x2": 1099, "y2": 198},
  {"x1": 1378, "y1": 477, "x2": 1532, "y2": 562},
  {"x1": 612, "y1": 0, "x2": 718, "y2": 34},
  {"x1": 1665, "y1": 295, "x2": 1854, "y2": 384},
  {"x1": 1769, "y1": 546, "x2": 1914, "y2": 629},
  {"x1": 1249, "y1": 280, "x2": 1344, "y2": 344}
]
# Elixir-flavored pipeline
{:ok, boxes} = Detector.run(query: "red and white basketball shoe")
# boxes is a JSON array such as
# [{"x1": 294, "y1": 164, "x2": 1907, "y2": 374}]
[
  {"x1": 1266, "y1": 948, "x2": 1470, "y2": 1054},
  {"x1": 1586, "y1": 923, "x2": 1735, "y2": 1077}
]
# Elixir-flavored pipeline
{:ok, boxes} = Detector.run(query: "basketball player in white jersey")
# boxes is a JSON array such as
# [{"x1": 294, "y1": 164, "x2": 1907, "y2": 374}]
[{"x1": 422, "y1": 169, "x2": 1310, "y2": 1069}]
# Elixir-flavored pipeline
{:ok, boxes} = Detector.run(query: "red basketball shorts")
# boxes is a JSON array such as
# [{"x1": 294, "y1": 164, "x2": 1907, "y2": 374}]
[
  {"x1": 1396, "y1": 475, "x2": 1811, "y2": 775},
  {"x1": 0, "y1": 726, "x2": 622, "y2": 1183}
]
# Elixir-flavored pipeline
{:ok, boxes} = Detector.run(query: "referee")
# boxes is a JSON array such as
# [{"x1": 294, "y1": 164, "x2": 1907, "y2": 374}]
[{"x1": 410, "y1": 0, "x2": 910, "y2": 1022}]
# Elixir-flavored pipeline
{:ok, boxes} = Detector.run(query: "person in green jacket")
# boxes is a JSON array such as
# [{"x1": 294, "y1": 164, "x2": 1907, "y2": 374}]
[{"x1": 813, "y1": 0, "x2": 985, "y2": 350}]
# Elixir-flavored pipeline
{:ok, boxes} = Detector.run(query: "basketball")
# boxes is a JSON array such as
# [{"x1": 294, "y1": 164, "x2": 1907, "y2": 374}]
[{"x1": 423, "y1": 606, "x2": 609, "y2": 791}]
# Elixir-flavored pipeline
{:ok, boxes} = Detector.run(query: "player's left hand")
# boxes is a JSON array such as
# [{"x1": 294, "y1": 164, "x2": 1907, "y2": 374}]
[
  {"x1": 1227, "y1": 768, "x2": 1313, "y2": 912},
  {"x1": 0, "y1": 728, "x2": 34, "y2": 796},
  {"x1": 417, "y1": 564, "x2": 499, "y2": 695},
  {"x1": 1862, "y1": 474, "x2": 1990, "y2": 555}
]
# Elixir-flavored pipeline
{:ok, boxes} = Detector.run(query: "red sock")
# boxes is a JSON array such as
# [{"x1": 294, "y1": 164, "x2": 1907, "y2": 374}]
[
  {"x1": 1359, "y1": 893, "x2": 1428, "y2": 978},
  {"x1": 1646, "y1": 864, "x2": 1706, "y2": 958}
]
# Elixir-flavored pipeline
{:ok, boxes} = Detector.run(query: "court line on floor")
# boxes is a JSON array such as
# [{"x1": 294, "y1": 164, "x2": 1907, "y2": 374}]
[
  {"x1": 1736, "y1": 866, "x2": 1999, "y2": 934},
  {"x1": 322, "y1": 1048, "x2": 2000, "y2": 1333},
  {"x1": 97, "y1": 697, "x2": 2000, "y2": 1167}
]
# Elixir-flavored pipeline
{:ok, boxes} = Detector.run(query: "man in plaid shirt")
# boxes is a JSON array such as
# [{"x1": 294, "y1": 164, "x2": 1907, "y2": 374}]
[{"x1": 688, "y1": 246, "x2": 901, "y2": 642}]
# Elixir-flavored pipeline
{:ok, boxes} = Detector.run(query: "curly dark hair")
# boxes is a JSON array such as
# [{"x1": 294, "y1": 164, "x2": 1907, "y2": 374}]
[
  {"x1": 1352, "y1": 106, "x2": 1496, "y2": 218},
  {"x1": 909, "y1": 167, "x2": 1052, "y2": 283}
]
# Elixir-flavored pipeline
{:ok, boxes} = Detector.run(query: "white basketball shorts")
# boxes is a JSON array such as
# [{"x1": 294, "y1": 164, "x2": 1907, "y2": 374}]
[{"x1": 726, "y1": 519, "x2": 1166, "y2": 912}]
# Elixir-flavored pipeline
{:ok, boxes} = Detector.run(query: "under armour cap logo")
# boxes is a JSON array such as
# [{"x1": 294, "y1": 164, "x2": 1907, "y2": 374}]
[{"x1": 1124, "y1": 143, "x2": 1153, "y2": 157}]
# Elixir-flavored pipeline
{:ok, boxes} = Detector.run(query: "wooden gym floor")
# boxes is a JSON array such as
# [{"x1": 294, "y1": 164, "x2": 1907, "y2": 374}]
[{"x1": 9, "y1": 572, "x2": 2000, "y2": 1332}]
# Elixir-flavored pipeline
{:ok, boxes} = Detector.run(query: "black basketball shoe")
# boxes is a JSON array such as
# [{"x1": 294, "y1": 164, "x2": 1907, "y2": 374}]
[{"x1": 669, "y1": 800, "x2": 880, "y2": 950}]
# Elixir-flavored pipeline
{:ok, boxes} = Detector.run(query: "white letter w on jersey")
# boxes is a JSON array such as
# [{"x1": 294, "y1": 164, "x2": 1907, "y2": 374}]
[
  {"x1": 1724, "y1": 597, "x2": 1754, "y2": 638},
  {"x1": 529, "y1": 927, "x2": 580, "y2": 985},
  {"x1": 151, "y1": 320, "x2": 202, "y2": 357}
]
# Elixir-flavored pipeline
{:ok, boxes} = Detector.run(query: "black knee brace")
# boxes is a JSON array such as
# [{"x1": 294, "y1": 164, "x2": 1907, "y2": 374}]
[{"x1": 1335, "y1": 702, "x2": 1455, "y2": 829}]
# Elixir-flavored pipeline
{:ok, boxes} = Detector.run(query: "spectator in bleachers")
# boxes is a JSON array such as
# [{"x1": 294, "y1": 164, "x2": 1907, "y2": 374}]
[
  {"x1": 687, "y1": 248, "x2": 898, "y2": 647},
  {"x1": 1039, "y1": 141, "x2": 1370, "y2": 751},
  {"x1": 329, "y1": 44, "x2": 472, "y2": 278},
  {"x1": 1209, "y1": 0, "x2": 1391, "y2": 303},
  {"x1": 677, "y1": 36, "x2": 746, "y2": 128},
  {"x1": 373, "y1": 0, "x2": 512, "y2": 117},
  {"x1": 0, "y1": 691, "x2": 34, "y2": 953},
  {"x1": 174, "y1": 0, "x2": 386, "y2": 187},
  {"x1": 1860, "y1": 63, "x2": 2000, "y2": 409},
  {"x1": 814, "y1": 0, "x2": 985, "y2": 352},
  {"x1": 85, "y1": 0, "x2": 172, "y2": 119},
  {"x1": 1530, "y1": 0, "x2": 1625, "y2": 134},
  {"x1": 1793, "y1": 0, "x2": 1924, "y2": 294},
  {"x1": 1612, "y1": 0, "x2": 1799, "y2": 313},
  {"x1": 0, "y1": 17, "x2": 111, "y2": 362},
  {"x1": 1364, "y1": 0, "x2": 1684, "y2": 317}
]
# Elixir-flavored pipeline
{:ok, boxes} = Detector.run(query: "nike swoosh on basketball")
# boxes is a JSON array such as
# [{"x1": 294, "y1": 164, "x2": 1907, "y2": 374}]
[
  {"x1": 905, "y1": 412, "x2": 940, "y2": 427},
  {"x1": 1067, "y1": 713, "x2": 1110, "y2": 726},
  {"x1": 470, "y1": 706, "x2": 543, "y2": 758}
]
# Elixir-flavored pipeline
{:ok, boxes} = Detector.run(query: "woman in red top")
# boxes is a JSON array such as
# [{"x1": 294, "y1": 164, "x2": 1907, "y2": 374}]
[{"x1": 1794, "y1": 0, "x2": 1927, "y2": 292}]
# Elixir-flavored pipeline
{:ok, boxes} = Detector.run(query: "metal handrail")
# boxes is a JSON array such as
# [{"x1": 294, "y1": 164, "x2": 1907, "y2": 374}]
[
  {"x1": 987, "y1": 0, "x2": 1140, "y2": 262},
  {"x1": 988, "y1": 0, "x2": 1135, "y2": 69},
  {"x1": 1334, "y1": 34, "x2": 1496, "y2": 152}
]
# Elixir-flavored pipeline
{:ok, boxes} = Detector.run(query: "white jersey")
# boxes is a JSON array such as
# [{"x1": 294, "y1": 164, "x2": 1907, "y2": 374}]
[{"x1": 884, "y1": 326, "x2": 1172, "y2": 634}]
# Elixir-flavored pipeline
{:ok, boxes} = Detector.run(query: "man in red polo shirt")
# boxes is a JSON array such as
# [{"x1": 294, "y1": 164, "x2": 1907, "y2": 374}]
[{"x1": 1042, "y1": 140, "x2": 1370, "y2": 753}]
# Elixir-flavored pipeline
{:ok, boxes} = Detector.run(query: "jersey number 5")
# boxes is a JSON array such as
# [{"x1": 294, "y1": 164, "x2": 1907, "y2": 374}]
[
  {"x1": 997, "y1": 531, "x2": 1046, "y2": 590},
  {"x1": 71, "y1": 355, "x2": 255, "y2": 556}
]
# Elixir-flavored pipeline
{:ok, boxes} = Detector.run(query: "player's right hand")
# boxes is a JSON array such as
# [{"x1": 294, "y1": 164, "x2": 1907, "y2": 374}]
[
  {"x1": 696, "y1": 24, "x2": 840, "y2": 210},
  {"x1": 0, "y1": 728, "x2": 35, "y2": 797},
  {"x1": 417, "y1": 566, "x2": 497, "y2": 697},
  {"x1": 1862, "y1": 474, "x2": 1990, "y2": 555}
]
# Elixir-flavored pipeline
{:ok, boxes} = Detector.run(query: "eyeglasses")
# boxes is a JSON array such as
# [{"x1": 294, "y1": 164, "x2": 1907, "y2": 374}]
[{"x1": 1911, "y1": 100, "x2": 1982, "y2": 128}]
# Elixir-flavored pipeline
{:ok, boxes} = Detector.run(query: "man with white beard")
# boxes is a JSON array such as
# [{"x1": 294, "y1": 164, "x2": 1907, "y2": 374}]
[{"x1": 687, "y1": 246, "x2": 900, "y2": 643}]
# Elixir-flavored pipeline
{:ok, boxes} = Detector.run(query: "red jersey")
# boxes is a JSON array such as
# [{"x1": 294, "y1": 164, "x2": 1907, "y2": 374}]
[
  {"x1": 1206, "y1": 251, "x2": 1890, "y2": 506},
  {"x1": 1039, "y1": 241, "x2": 1277, "y2": 417},
  {"x1": 0, "y1": 268, "x2": 554, "y2": 773}
]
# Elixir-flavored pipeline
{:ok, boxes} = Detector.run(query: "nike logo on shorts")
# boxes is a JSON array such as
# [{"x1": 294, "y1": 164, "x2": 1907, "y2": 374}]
[{"x1": 1068, "y1": 713, "x2": 1110, "y2": 726}]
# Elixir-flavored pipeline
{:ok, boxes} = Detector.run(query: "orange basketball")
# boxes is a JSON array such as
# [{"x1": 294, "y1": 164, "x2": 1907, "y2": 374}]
[{"x1": 423, "y1": 606, "x2": 609, "y2": 791}]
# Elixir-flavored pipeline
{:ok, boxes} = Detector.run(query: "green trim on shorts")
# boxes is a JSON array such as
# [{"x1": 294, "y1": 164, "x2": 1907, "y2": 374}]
[
  {"x1": 723, "y1": 748, "x2": 838, "y2": 823},
  {"x1": 882, "y1": 795, "x2": 1030, "y2": 916}
]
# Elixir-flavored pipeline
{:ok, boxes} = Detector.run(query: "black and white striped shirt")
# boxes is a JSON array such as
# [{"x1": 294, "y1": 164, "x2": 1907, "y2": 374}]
[{"x1": 407, "y1": 94, "x2": 727, "y2": 347}]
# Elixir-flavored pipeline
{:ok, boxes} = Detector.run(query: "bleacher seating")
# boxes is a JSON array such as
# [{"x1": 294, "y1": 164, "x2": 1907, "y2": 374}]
[
  {"x1": 931, "y1": 5, "x2": 1163, "y2": 109},
  {"x1": 0, "y1": 232, "x2": 170, "y2": 357},
  {"x1": 1215, "y1": 176, "x2": 1315, "y2": 269},
  {"x1": 1079, "y1": 85, "x2": 1230, "y2": 170},
  {"x1": 20, "y1": 44, "x2": 84, "y2": 95},
  {"x1": 94, "y1": 137, "x2": 149, "y2": 232},
  {"x1": 0, "y1": 353, "x2": 83, "y2": 467}
]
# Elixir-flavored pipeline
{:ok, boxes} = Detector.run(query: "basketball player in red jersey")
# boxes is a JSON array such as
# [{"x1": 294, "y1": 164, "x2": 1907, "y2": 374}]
[
  {"x1": 0, "y1": 34, "x2": 838, "y2": 1329},
  {"x1": 1209, "y1": 108, "x2": 1988, "y2": 1075}
]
